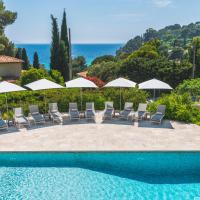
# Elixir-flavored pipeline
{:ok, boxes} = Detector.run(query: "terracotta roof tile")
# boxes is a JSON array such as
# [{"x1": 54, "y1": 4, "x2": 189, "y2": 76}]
[
  {"x1": 0, "y1": 55, "x2": 23, "y2": 64},
  {"x1": 77, "y1": 71, "x2": 88, "y2": 78}
]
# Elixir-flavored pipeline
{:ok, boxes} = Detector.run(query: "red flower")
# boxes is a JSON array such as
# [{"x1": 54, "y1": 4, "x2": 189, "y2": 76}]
[{"x1": 85, "y1": 76, "x2": 105, "y2": 88}]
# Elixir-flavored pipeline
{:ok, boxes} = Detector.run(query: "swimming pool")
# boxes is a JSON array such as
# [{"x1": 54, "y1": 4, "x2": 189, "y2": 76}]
[{"x1": 0, "y1": 152, "x2": 200, "y2": 200}]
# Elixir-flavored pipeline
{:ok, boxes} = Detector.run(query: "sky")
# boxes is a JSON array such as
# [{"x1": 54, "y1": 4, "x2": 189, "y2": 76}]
[{"x1": 4, "y1": 0, "x2": 200, "y2": 44}]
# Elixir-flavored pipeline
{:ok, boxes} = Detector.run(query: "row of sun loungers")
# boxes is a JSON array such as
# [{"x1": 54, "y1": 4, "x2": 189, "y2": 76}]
[{"x1": 0, "y1": 102, "x2": 166, "y2": 130}]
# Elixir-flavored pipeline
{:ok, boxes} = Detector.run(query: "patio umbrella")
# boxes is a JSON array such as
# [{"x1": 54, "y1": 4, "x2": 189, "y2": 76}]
[
  {"x1": 65, "y1": 77, "x2": 98, "y2": 111},
  {"x1": 139, "y1": 78, "x2": 173, "y2": 100},
  {"x1": 0, "y1": 81, "x2": 26, "y2": 120},
  {"x1": 104, "y1": 78, "x2": 137, "y2": 110},
  {"x1": 25, "y1": 79, "x2": 64, "y2": 112}
]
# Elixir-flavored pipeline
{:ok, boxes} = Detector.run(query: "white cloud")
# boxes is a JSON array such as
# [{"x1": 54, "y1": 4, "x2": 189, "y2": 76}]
[{"x1": 153, "y1": 0, "x2": 172, "y2": 7}]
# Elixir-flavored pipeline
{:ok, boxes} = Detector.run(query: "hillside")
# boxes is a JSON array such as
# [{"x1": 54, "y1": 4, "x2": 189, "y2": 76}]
[{"x1": 116, "y1": 22, "x2": 200, "y2": 58}]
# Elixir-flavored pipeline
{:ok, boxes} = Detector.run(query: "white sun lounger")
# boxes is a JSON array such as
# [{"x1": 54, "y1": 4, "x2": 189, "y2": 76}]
[
  {"x1": 13, "y1": 107, "x2": 30, "y2": 129},
  {"x1": 102, "y1": 102, "x2": 114, "y2": 120},
  {"x1": 85, "y1": 102, "x2": 96, "y2": 120},
  {"x1": 119, "y1": 102, "x2": 133, "y2": 120},
  {"x1": 69, "y1": 103, "x2": 80, "y2": 120},
  {"x1": 29, "y1": 105, "x2": 45, "y2": 125},
  {"x1": 134, "y1": 103, "x2": 148, "y2": 120},
  {"x1": 151, "y1": 105, "x2": 166, "y2": 124},
  {"x1": 49, "y1": 103, "x2": 63, "y2": 124}
]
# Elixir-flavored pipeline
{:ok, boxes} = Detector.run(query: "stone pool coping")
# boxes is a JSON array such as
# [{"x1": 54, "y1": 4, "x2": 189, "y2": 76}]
[{"x1": 0, "y1": 114, "x2": 200, "y2": 152}]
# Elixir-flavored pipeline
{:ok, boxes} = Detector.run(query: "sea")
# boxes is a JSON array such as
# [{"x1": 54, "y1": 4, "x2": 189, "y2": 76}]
[{"x1": 16, "y1": 44, "x2": 122, "y2": 69}]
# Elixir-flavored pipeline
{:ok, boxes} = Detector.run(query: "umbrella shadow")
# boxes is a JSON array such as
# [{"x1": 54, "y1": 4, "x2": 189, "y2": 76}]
[
  {"x1": 63, "y1": 119, "x2": 96, "y2": 125},
  {"x1": 101, "y1": 118, "x2": 134, "y2": 126},
  {"x1": 0, "y1": 126, "x2": 20, "y2": 135},
  {"x1": 138, "y1": 120, "x2": 174, "y2": 129}
]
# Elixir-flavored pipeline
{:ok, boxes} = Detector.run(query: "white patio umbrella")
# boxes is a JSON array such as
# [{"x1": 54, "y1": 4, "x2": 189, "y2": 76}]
[
  {"x1": 65, "y1": 77, "x2": 98, "y2": 111},
  {"x1": 25, "y1": 79, "x2": 64, "y2": 112},
  {"x1": 104, "y1": 78, "x2": 137, "y2": 110},
  {"x1": 0, "y1": 81, "x2": 26, "y2": 120},
  {"x1": 139, "y1": 78, "x2": 173, "y2": 99}
]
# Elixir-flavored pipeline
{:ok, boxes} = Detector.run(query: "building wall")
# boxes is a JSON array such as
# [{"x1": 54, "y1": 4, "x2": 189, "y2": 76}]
[{"x1": 0, "y1": 63, "x2": 22, "y2": 78}]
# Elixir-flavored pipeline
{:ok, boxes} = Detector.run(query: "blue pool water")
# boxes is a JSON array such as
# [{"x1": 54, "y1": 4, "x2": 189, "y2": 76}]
[
  {"x1": 16, "y1": 44, "x2": 122, "y2": 68},
  {"x1": 0, "y1": 152, "x2": 200, "y2": 200}
]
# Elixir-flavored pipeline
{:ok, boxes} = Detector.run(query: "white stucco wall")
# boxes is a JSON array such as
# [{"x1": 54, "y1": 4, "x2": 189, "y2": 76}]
[{"x1": 0, "y1": 63, "x2": 22, "y2": 78}]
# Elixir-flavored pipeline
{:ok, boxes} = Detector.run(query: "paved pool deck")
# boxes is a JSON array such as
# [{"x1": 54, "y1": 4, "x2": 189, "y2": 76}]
[{"x1": 0, "y1": 113, "x2": 200, "y2": 152}]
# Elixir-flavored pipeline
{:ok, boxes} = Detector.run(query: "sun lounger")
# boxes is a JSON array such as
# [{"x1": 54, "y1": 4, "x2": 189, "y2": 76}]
[
  {"x1": 102, "y1": 102, "x2": 114, "y2": 120},
  {"x1": 151, "y1": 105, "x2": 166, "y2": 124},
  {"x1": 119, "y1": 102, "x2": 133, "y2": 120},
  {"x1": 13, "y1": 107, "x2": 30, "y2": 128},
  {"x1": 0, "y1": 111, "x2": 8, "y2": 131},
  {"x1": 29, "y1": 105, "x2": 45, "y2": 125},
  {"x1": 69, "y1": 103, "x2": 80, "y2": 120},
  {"x1": 134, "y1": 103, "x2": 148, "y2": 120},
  {"x1": 49, "y1": 103, "x2": 63, "y2": 124},
  {"x1": 85, "y1": 102, "x2": 95, "y2": 120}
]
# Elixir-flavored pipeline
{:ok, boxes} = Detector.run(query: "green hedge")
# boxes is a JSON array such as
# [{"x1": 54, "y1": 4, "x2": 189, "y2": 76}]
[{"x1": 0, "y1": 88, "x2": 147, "y2": 119}]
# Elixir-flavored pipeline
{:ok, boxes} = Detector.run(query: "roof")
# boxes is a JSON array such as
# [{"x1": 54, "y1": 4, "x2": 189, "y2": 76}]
[
  {"x1": 0, "y1": 55, "x2": 23, "y2": 64},
  {"x1": 77, "y1": 71, "x2": 88, "y2": 78}
]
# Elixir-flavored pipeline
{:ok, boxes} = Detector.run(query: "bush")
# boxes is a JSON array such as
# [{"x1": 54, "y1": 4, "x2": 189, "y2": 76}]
[
  {"x1": 148, "y1": 93, "x2": 200, "y2": 124},
  {"x1": 19, "y1": 68, "x2": 64, "y2": 86},
  {"x1": 176, "y1": 78, "x2": 200, "y2": 98},
  {"x1": 0, "y1": 88, "x2": 147, "y2": 118}
]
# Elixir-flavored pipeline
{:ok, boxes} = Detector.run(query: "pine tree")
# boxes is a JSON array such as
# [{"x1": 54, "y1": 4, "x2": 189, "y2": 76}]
[
  {"x1": 50, "y1": 15, "x2": 60, "y2": 71},
  {"x1": 60, "y1": 9, "x2": 70, "y2": 80},
  {"x1": 21, "y1": 48, "x2": 30, "y2": 70},
  {"x1": 33, "y1": 52, "x2": 40, "y2": 69},
  {"x1": 15, "y1": 48, "x2": 22, "y2": 59},
  {"x1": 59, "y1": 40, "x2": 69, "y2": 81},
  {"x1": 61, "y1": 9, "x2": 69, "y2": 49}
]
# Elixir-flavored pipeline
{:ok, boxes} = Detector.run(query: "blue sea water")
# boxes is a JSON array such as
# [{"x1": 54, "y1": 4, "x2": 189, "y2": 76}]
[
  {"x1": 0, "y1": 152, "x2": 200, "y2": 200},
  {"x1": 16, "y1": 44, "x2": 122, "y2": 69}
]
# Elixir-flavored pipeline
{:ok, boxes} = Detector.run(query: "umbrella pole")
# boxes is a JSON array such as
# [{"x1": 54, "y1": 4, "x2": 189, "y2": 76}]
[
  {"x1": 4, "y1": 93, "x2": 9, "y2": 123},
  {"x1": 80, "y1": 88, "x2": 82, "y2": 111},
  {"x1": 153, "y1": 89, "x2": 156, "y2": 100},
  {"x1": 44, "y1": 90, "x2": 47, "y2": 114},
  {"x1": 120, "y1": 87, "x2": 122, "y2": 110}
]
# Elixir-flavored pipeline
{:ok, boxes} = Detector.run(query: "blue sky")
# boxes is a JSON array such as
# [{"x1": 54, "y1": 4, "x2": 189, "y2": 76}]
[{"x1": 4, "y1": 0, "x2": 200, "y2": 44}]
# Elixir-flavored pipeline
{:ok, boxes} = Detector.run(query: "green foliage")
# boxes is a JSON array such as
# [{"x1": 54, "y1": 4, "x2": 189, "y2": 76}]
[
  {"x1": 0, "y1": 88, "x2": 147, "y2": 118},
  {"x1": 19, "y1": 68, "x2": 50, "y2": 86},
  {"x1": 127, "y1": 39, "x2": 161, "y2": 60},
  {"x1": 88, "y1": 61, "x2": 120, "y2": 82},
  {"x1": 119, "y1": 56, "x2": 192, "y2": 88},
  {"x1": 19, "y1": 68, "x2": 65, "y2": 86},
  {"x1": 59, "y1": 40, "x2": 69, "y2": 81},
  {"x1": 169, "y1": 47, "x2": 184, "y2": 60},
  {"x1": 72, "y1": 56, "x2": 87, "y2": 77},
  {"x1": 0, "y1": 0, "x2": 17, "y2": 34},
  {"x1": 50, "y1": 11, "x2": 71, "y2": 81},
  {"x1": 148, "y1": 93, "x2": 200, "y2": 124},
  {"x1": 0, "y1": 1, "x2": 17, "y2": 56},
  {"x1": 91, "y1": 55, "x2": 116, "y2": 65},
  {"x1": 176, "y1": 78, "x2": 200, "y2": 97},
  {"x1": 49, "y1": 70, "x2": 65, "y2": 86},
  {"x1": 50, "y1": 15, "x2": 60, "y2": 71},
  {"x1": 15, "y1": 48, "x2": 22, "y2": 59},
  {"x1": 33, "y1": 52, "x2": 40, "y2": 69},
  {"x1": 21, "y1": 48, "x2": 30, "y2": 70},
  {"x1": 117, "y1": 22, "x2": 200, "y2": 59},
  {"x1": 116, "y1": 36, "x2": 143, "y2": 58}
]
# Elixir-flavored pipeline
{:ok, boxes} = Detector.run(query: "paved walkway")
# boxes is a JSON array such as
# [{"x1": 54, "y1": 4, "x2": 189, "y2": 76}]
[{"x1": 0, "y1": 113, "x2": 199, "y2": 151}]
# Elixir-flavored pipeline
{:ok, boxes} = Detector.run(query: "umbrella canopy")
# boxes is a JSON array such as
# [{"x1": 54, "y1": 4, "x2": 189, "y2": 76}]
[
  {"x1": 25, "y1": 79, "x2": 64, "y2": 90},
  {"x1": 139, "y1": 78, "x2": 172, "y2": 90},
  {"x1": 65, "y1": 77, "x2": 98, "y2": 88},
  {"x1": 104, "y1": 78, "x2": 136, "y2": 88},
  {"x1": 0, "y1": 81, "x2": 26, "y2": 121},
  {"x1": 65, "y1": 78, "x2": 98, "y2": 111},
  {"x1": 0, "y1": 81, "x2": 26, "y2": 93},
  {"x1": 104, "y1": 78, "x2": 136, "y2": 110}
]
